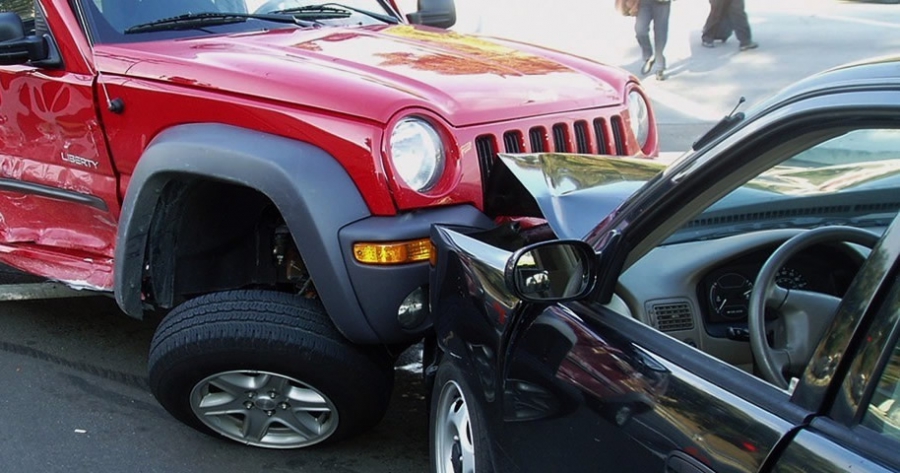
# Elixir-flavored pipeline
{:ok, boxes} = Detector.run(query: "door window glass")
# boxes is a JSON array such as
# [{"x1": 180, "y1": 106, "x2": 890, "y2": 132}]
[
  {"x1": 863, "y1": 296, "x2": 900, "y2": 442},
  {"x1": 668, "y1": 128, "x2": 900, "y2": 245}
]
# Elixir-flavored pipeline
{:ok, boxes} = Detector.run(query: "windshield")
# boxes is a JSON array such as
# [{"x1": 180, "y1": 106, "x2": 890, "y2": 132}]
[
  {"x1": 669, "y1": 128, "x2": 900, "y2": 243},
  {"x1": 79, "y1": 0, "x2": 400, "y2": 43}
]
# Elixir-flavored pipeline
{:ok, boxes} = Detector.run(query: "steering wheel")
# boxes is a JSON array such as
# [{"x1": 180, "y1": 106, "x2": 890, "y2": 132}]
[{"x1": 747, "y1": 226, "x2": 879, "y2": 389}]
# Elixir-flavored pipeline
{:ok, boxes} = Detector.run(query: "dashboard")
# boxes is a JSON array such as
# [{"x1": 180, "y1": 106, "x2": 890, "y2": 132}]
[
  {"x1": 697, "y1": 244, "x2": 861, "y2": 337},
  {"x1": 616, "y1": 228, "x2": 871, "y2": 369},
  {"x1": 699, "y1": 244, "x2": 859, "y2": 323}
]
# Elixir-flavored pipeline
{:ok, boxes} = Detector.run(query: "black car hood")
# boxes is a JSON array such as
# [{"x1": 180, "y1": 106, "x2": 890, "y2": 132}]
[{"x1": 495, "y1": 153, "x2": 666, "y2": 240}]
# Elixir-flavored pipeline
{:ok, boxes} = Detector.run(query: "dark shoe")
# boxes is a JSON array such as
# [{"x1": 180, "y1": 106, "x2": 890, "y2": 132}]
[
  {"x1": 739, "y1": 42, "x2": 759, "y2": 51},
  {"x1": 701, "y1": 40, "x2": 715, "y2": 48},
  {"x1": 655, "y1": 70, "x2": 666, "y2": 81},
  {"x1": 641, "y1": 57, "x2": 655, "y2": 75}
]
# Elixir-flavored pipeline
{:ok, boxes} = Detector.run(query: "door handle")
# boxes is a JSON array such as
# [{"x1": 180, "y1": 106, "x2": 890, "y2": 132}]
[{"x1": 666, "y1": 451, "x2": 715, "y2": 473}]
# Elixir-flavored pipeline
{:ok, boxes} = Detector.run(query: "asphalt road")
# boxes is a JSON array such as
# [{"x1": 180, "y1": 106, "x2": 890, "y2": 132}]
[
  {"x1": 0, "y1": 295, "x2": 429, "y2": 472},
  {"x1": 2, "y1": 1, "x2": 900, "y2": 472}
]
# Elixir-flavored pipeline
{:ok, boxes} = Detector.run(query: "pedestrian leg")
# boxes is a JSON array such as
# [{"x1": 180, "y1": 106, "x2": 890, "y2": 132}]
[
  {"x1": 728, "y1": 0, "x2": 757, "y2": 49},
  {"x1": 652, "y1": 1, "x2": 671, "y2": 79},
  {"x1": 635, "y1": 2, "x2": 655, "y2": 74},
  {"x1": 701, "y1": 0, "x2": 727, "y2": 46}
]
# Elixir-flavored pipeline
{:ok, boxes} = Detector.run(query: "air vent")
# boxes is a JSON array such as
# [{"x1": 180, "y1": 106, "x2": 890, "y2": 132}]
[
  {"x1": 593, "y1": 118, "x2": 609, "y2": 154},
  {"x1": 475, "y1": 135, "x2": 497, "y2": 189},
  {"x1": 649, "y1": 301, "x2": 694, "y2": 332},
  {"x1": 529, "y1": 127, "x2": 546, "y2": 152},
  {"x1": 855, "y1": 202, "x2": 900, "y2": 214},
  {"x1": 503, "y1": 131, "x2": 523, "y2": 153},
  {"x1": 574, "y1": 121, "x2": 590, "y2": 153},
  {"x1": 610, "y1": 116, "x2": 626, "y2": 155},
  {"x1": 552, "y1": 124, "x2": 568, "y2": 152}
]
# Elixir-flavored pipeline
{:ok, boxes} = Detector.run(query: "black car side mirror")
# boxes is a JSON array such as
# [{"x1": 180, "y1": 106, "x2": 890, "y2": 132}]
[
  {"x1": 0, "y1": 12, "x2": 49, "y2": 66},
  {"x1": 406, "y1": 0, "x2": 456, "y2": 29},
  {"x1": 505, "y1": 240, "x2": 597, "y2": 302}
]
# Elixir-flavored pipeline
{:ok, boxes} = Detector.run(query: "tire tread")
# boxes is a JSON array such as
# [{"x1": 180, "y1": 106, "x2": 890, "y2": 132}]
[{"x1": 147, "y1": 289, "x2": 393, "y2": 446}]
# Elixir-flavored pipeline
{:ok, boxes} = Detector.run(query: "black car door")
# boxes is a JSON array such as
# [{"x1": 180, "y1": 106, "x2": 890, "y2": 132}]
[
  {"x1": 771, "y1": 221, "x2": 900, "y2": 472},
  {"x1": 495, "y1": 212, "x2": 900, "y2": 473},
  {"x1": 497, "y1": 298, "x2": 804, "y2": 472}
]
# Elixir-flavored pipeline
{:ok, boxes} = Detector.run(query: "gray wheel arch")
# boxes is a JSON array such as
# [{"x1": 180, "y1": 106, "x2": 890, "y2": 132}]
[{"x1": 114, "y1": 123, "x2": 377, "y2": 342}]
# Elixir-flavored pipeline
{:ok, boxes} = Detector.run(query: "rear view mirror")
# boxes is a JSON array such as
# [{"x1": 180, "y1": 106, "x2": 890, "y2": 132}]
[
  {"x1": 505, "y1": 240, "x2": 596, "y2": 302},
  {"x1": 0, "y1": 12, "x2": 24, "y2": 41},
  {"x1": 406, "y1": 0, "x2": 456, "y2": 28},
  {"x1": 0, "y1": 12, "x2": 49, "y2": 66}
]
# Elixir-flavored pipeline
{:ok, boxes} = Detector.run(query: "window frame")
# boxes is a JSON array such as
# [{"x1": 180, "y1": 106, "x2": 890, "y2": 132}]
[{"x1": 811, "y1": 219, "x2": 900, "y2": 470}]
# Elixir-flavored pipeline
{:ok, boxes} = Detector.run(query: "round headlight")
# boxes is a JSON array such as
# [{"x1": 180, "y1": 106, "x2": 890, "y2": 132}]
[
  {"x1": 627, "y1": 90, "x2": 650, "y2": 150},
  {"x1": 389, "y1": 117, "x2": 445, "y2": 192}
]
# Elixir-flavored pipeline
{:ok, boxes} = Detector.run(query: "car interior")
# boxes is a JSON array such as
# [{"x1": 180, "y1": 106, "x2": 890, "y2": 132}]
[{"x1": 609, "y1": 126, "x2": 900, "y2": 385}]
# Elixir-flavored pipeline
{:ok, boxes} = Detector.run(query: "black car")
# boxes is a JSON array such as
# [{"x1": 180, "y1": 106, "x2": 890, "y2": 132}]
[{"x1": 426, "y1": 56, "x2": 900, "y2": 473}]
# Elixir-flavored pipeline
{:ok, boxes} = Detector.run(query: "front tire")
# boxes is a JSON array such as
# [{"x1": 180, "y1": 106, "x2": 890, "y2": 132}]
[
  {"x1": 148, "y1": 290, "x2": 394, "y2": 449},
  {"x1": 430, "y1": 358, "x2": 493, "y2": 473}
]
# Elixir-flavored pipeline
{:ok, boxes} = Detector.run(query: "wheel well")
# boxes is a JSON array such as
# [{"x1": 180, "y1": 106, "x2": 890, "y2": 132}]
[{"x1": 143, "y1": 177, "x2": 310, "y2": 309}]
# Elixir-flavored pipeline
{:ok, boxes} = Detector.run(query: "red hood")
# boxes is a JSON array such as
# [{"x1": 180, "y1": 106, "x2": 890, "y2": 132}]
[{"x1": 94, "y1": 25, "x2": 627, "y2": 127}]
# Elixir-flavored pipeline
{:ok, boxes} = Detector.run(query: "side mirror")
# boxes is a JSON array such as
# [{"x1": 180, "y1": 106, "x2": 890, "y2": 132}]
[
  {"x1": 505, "y1": 240, "x2": 596, "y2": 302},
  {"x1": 0, "y1": 12, "x2": 49, "y2": 66},
  {"x1": 406, "y1": 0, "x2": 456, "y2": 29}
]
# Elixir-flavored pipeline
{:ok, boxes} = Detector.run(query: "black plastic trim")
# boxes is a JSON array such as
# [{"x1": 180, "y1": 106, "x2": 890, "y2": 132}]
[
  {"x1": 503, "y1": 131, "x2": 522, "y2": 153},
  {"x1": 529, "y1": 127, "x2": 546, "y2": 152},
  {"x1": 0, "y1": 177, "x2": 108, "y2": 211},
  {"x1": 339, "y1": 205, "x2": 492, "y2": 343},
  {"x1": 574, "y1": 120, "x2": 589, "y2": 153},
  {"x1": 552, "y1": 123, "x2": 567, "y2": 152},
  {"x1": 114, "y1": 124, "x2": 378, "y2": 342},
  {"x1": 593, "y1": 118, "x2": 608, "y2": 154}
]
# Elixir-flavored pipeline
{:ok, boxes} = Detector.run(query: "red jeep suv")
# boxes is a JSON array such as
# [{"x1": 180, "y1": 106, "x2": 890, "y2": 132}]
[{"x1": 0, "y1": 0, "x2": 658, "y2": 448}]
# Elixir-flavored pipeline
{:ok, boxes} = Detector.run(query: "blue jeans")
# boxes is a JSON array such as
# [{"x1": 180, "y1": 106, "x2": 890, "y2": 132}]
[{"x1": 635, "y1": 0, "x2": 671, "y2": 71}]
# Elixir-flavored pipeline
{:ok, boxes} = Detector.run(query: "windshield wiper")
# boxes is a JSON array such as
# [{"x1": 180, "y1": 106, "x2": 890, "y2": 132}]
[
  {"x1": 268, "y1": 3, "x2": 399, "y2": 24},
  {"x1": 125, "y1": 12, "x2": 317, "y2": 34}
]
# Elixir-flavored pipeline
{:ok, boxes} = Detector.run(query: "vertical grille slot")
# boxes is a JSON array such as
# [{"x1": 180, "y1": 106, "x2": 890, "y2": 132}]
[
  {"x1": 574, "y1": 120, "x2": 589, "y2": 153},
  {"x1": 503, "y1": 131, "x2": 523, "y2": 153},
  {"x1": 529, "y1": 127, "x2": 546, "y2": 152},
  {"x1": 611, "y1": 116, "x2": 626, "y2": 155},
  {"x1": 593, "y1": 118, "x2": 609, "y2": 154},
  {"x1": 552, "y1": 123, "x2": 568, "y2": 152},
  {"x1": 475, "y1": 135, "x2": 497, "y2": 188}
]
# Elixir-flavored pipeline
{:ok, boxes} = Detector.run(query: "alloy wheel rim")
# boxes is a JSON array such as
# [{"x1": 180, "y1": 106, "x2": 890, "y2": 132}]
[
  {"x1": 189, "y1": 370, "x2": 338, "y2": 449},
  {"x1": 434, "y1": 380, "x2": 475, "y2": 473}
]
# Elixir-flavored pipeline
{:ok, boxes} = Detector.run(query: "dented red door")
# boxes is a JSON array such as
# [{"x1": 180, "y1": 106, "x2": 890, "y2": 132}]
[{"x1": 0, "y1": 64, "x2": 119, "y2": 290}]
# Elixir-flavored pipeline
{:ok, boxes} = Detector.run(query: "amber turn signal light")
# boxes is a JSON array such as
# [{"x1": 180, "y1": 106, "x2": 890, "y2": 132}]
[{"x1": 353, "y1": 238, "x2": 434, "y2": 265}]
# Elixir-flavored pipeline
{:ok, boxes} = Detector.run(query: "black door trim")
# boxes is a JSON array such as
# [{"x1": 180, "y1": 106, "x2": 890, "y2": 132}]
[{"x1": 0, "y1": 178, "x2": 109, "y2": 212}]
